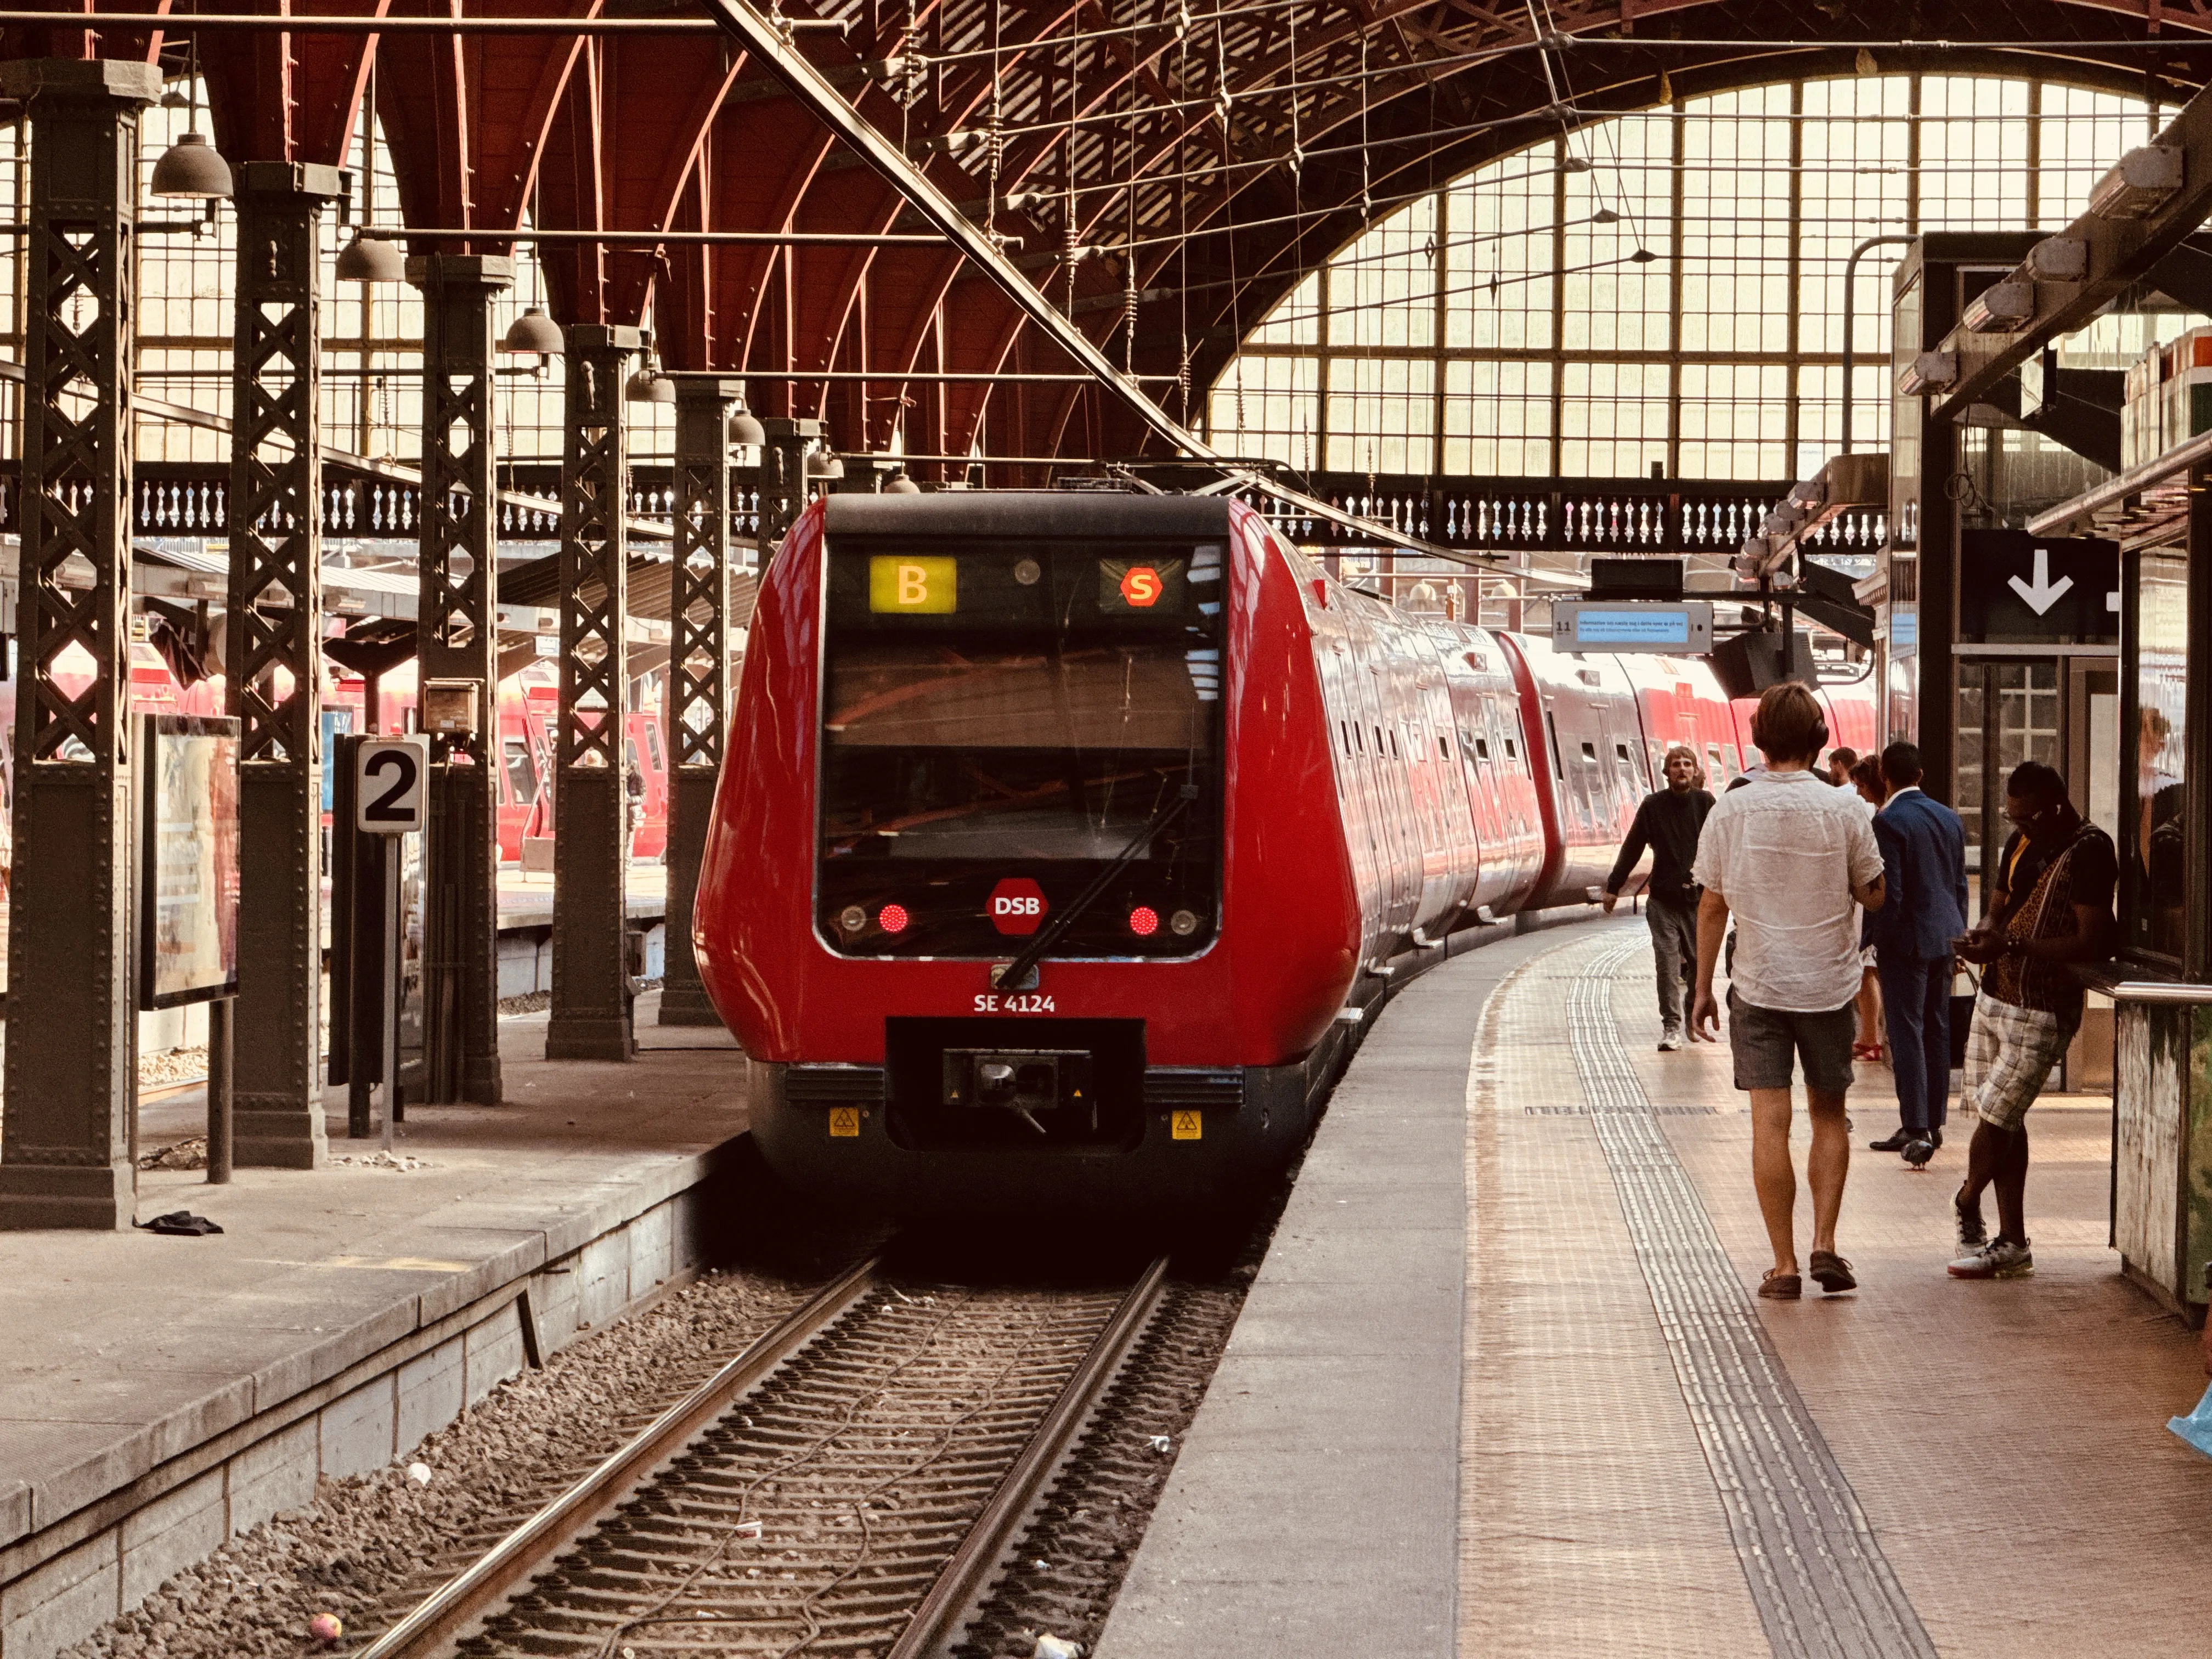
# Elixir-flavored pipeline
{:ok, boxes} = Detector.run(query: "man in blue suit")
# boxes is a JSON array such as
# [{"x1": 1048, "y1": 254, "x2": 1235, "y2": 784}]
[{"x1": 1866, "y1": 741, "x2": 1970, "y2": 1154}]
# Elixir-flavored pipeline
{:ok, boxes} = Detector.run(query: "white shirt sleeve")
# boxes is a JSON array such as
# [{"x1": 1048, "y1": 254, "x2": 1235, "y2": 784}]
[
  {"x1": 1846, "y1": 806, "x2": 1883, "y2": 888},
  {"x1": 1691, "y1": 802, "x2": 1730, "y2": 898}
]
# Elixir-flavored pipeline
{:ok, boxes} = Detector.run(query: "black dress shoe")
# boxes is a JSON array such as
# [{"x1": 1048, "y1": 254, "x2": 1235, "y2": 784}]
[{"x1": 1868, "y1": 1128, "x2": 1920, "y2": 1152}]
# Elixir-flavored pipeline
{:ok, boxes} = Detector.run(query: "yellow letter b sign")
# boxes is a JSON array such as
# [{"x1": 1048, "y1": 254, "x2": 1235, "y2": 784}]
[{"x1": 868, "y1": 555, "x2": 957, "y2": 614}]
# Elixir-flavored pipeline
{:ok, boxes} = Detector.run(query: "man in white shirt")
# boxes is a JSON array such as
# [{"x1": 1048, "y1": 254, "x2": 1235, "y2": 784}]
[{"x1": 1691, "y1": 681, "x2": 1886, "y2": 1301}]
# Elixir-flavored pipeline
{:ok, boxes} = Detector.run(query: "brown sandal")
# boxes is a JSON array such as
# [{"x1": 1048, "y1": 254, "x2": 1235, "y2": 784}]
[
  {"x1": 1759, "y1": 1268, "x2": 1802, "y2": 1300},
  {"x1": 1809, "y1": 1250, "x2": 1857, "y2": 1293}
]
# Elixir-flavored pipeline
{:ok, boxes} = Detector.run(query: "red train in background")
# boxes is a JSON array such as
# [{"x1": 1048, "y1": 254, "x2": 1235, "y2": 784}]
[
  {"x1": 0, "y1": 654, "x2": 672, "y2": 872},
  {"x1": 687, "y1": 492, "x2": 1874, "y2": 1215}
]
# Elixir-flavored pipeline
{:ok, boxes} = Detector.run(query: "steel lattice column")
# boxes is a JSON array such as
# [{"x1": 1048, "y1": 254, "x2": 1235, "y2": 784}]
[
  {"x1": 0, "y1": 59, "x2": 160, "y2": 1230},
  {"x1": 410, "y1": 256, "x2": 512, "y2": 1104},
  {"x1": 230, "y1": 162, "x2": 346, "y2": 1167},
  {"x1": 660, "y1": 379, "x2": 742, "y2": 1026},
  {"x1": 546, "y1": 324, "x2": 640, "y2": 1061},
  {"x1": 758, "y1": 415, "x2": 823, "y2": 547}
]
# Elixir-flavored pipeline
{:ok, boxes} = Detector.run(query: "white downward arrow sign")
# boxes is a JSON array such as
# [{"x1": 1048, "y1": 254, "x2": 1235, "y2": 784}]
[{"x1": 2008, "y1": 548, "x2": 2075, "y2": 616}]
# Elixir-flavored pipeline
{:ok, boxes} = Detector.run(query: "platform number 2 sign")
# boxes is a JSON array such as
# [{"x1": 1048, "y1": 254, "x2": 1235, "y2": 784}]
[{"x1": 356, "y1": 738, "x2": 429, "y2": 834}]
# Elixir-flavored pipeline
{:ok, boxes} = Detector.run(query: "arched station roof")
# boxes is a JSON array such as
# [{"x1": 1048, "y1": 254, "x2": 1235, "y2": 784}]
[{"x1": 1, "y1": 0, "x2": 2207, "y2": 477}]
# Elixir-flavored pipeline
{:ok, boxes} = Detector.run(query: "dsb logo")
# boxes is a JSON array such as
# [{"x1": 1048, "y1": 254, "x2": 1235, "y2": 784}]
[{"x1": 988, "y1": 877, "x2": 1048, "y2": 936}]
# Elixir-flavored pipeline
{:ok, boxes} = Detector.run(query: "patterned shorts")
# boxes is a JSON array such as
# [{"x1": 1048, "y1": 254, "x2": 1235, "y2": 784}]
[{"x1": 1962, "y1": 990, "x2": 2076, "y2": 1132}]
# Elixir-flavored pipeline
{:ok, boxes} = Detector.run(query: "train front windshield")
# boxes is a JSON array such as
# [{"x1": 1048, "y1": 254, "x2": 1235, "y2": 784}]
[{"x1": 817, "y1": 538, "x2": 1223, "y2": 960}]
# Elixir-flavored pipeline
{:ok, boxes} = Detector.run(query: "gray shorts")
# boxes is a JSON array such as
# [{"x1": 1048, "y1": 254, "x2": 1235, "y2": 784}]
[{"x1": 1728, "y1": 990, "x2": 1858, "y2": 1095}]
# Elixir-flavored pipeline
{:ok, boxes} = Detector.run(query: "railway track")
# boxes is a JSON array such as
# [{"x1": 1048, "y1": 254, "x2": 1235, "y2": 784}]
[{"x1": 359, "y1": 1255, "x2": 1172, "y2": 1659}]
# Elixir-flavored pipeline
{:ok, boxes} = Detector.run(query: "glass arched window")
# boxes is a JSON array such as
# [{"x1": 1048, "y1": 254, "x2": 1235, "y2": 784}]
[{"x1": 1207, "y1": 75, "x2": 2161, "y2": 483}]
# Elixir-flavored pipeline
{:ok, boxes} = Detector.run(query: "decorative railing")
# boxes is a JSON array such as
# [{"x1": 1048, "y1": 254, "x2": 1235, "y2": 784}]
[
  {"x1": 0, "y1": 462, "x2": 766, "y2": 542},
  {"x1": 1234, "y1": 472, "x2": 1888, "y2": 557},
  {"x1": 0, "y1": 462, "x2": 1881, "y2": 561}
]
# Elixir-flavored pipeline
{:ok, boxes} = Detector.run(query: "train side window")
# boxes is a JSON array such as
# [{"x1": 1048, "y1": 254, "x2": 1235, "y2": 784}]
[
  {"x1": 1503, "y1": 735, "x2": 1518, "y2": 760},
  {"x1": 1580, "y1": 741, "x2": 1598, "y2": 763},
  {"x1": 1439, "y1": 732, "x2": 1451, "y2": 759},
  {"x1": 1355, "y1": 723, "x2": 1365, "y2": 754},
  {"x1": 1340, "y1": 720, "x2": 1351, "y2": 755},
  {"x1": 1474, "y1": 736, "x2": 1491, "y2": 760},
  {"x1": 1545, "y1": 713, "x2": 1565, "y2": 780},
  {"x1": 1387, "y1": 728, "x2": 1398, "y2": 759},
  {"x1": 503, "y1": 738, "x2": 540, "y2": 805},
  {"x1": 1373, "y1": 724, "x2": 1384, "y2": 755}
]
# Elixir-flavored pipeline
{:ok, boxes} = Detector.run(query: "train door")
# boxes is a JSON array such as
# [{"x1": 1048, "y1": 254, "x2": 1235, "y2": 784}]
[
  {"x1": 1318, "y1": 628, "x2": 1384, "y2": 944},
  {"x1": 1339, "y1": 620, "x2": 1393, "y2": 955},
  {"x1": 1359, "y1": 621, "x2": 1418, "y2": 942},
  {"x1": 499, "y1": 698, "x2": 546, "y2": 862}
]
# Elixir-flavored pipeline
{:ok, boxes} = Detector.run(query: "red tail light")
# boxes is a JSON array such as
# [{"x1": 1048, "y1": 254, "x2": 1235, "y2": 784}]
[
  {"x1": 878, "y1": 903, "x2": 910, "y2": 933},
  {"x1": 1128, "y1": 905, "x2": 1159, "y2": 936}
]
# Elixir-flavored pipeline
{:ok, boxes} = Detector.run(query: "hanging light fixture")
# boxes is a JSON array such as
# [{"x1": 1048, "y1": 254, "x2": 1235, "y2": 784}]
[
  {"x1": 151, "y1": 43, "x2": 234, "y2": 200},
  {"x1": 151, "y1": 130, "x2": 234, "y2": 201},
  {"x1": 625, "y1": 365, "x2": 675, "y2": 404},
  {"x1": 336, "y1": 232, "x2": 407, "y2": 283},
  {"x1": 727, "y1": 407, "x2": 766, "y2": 448},
  {"x1": 335, "y1": 57, "x2": 405, "y2": 282},
  {"x1": 501, "y1": 305, "x2": 566, "y2": 354},
  {"x1": 805, "y1": 448, "x2": 845, "y2": 481},
  {"x1": 884, "y1": 471, "x2": 922, "y2": 494}
]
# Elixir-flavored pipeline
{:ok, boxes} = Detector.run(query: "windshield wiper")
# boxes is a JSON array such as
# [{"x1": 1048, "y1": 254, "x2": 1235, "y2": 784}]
[{"x1": 994, "y1": 782, "x2": 1199, "y2": 988}]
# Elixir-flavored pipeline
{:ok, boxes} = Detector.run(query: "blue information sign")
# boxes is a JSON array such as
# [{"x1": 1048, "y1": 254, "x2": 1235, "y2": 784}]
[{"x1": 1551, "y1": 600, "x2": 1713, "y2": 654}]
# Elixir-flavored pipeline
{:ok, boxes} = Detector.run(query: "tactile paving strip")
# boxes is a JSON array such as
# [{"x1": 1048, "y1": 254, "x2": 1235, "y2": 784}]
[{"x1": 1566, "y1": 935, "x2": 1939, "y2": 1659}]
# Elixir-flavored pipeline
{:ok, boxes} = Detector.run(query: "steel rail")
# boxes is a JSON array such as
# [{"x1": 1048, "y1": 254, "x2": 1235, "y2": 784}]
[
  {"x1": 675, "y1": 369, "x2": 1182, "y2": 383},
  {"x1": 359, "y1": 227, "x2": 944, "y2": 245},
  {"x1": 887, "y1": 1255, "x2": 1171, "y2": 1659},
  {"x1": 354, "y1": 1255, "x2": 880, "y2": 1659},
  {"x1": 0, "y1": 9, "x2": 827, "y2": 30}
]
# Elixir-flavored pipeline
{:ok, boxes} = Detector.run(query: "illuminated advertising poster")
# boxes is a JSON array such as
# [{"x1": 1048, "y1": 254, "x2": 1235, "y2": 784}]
[{"x1": 140, "y1": 714, "x2": 241, "y2": 1010}]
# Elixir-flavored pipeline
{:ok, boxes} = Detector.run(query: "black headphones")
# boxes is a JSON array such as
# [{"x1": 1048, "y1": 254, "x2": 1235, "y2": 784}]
[{"x1": 1749, "y1": 684, "x2": 1826, "y2": 757}]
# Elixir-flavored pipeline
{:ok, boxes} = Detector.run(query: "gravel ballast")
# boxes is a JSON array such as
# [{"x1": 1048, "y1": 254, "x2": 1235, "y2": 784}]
[{"x1": 60, "y1": 1266, "x2": 817, "y2": 1659}]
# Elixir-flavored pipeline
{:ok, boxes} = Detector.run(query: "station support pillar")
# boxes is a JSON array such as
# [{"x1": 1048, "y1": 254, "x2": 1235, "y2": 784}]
[
  {"x1": 758, "y1": 415, "x2": 823, "y2": 546},
  {"x1": 546, "y1": 325, "x2": 640, "y2": 1061},
  {"x1": 229, "y1": 162, "x2": 347, "y2": 1167},
  {"x1": 1916, "y1": 411, "x2": 1961, "y2": 813},
  {"x1": 410, "y1": 255, "x2": 511, "y2": 1104},
  {"x1": 0, "y1": 60, "x2": 160, "y2": 1229},
  {"x1": 660, "y1": 379, "x2": 742, "y2": 1026}
]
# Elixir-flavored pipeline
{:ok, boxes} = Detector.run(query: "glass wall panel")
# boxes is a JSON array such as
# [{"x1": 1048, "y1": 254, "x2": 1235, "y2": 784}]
[
  {"x1": 1207, "y1": 74, "x2": 2156, "y2": 482},
  {"x1": 1559, "y1": 361, "x2": 1667, "y2": 477},
  {"x1": 1323, "y1": 358, "x2": 1436, "y2": 473},
  {"x1": 2131, "y1": 547, "x2": 2189, "y2": 961}
]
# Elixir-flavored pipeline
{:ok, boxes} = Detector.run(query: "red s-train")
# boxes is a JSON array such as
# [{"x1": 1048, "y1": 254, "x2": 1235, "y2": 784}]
[{"x1": 692, "y1": 493, "x2": 1875, "y2": 1214}]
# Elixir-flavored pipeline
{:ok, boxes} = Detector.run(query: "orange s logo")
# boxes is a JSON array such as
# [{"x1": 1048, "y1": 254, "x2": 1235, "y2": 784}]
[{"x1": 1120, "y1": 565, "x2": 1163, "y2": 607}]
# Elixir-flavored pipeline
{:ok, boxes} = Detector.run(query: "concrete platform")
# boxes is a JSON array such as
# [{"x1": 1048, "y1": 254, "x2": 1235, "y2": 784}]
[
  {"x1": 1099, "y1": 919, "x2": 2212, "y2": 1659},
  {"x1": 0, "y1": 991, "x2": 748, "y2": 1659}
]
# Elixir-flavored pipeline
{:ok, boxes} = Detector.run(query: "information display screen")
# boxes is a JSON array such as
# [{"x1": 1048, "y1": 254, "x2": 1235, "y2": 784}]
[
  {"x1": 1551, "y1": 600, "x2": 1713, "y2": 654},
  {"x1": 140, "y1": 714, "x2": 241, "y2": 1010}
]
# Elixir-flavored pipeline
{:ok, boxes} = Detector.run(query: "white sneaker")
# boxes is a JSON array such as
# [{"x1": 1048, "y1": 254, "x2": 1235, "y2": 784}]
[
  {"x1": 1658, "y1": 1024, "x2": 1684, "y2": 1052},
  {"x1": 1948, "y1": 1238, "x2": 2033, "y2": 1279}
]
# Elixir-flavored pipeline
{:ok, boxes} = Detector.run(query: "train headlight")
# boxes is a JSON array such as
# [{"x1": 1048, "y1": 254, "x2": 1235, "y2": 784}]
[
  {"x1": 1013, "y1": 557, "x2": 1042, "y2": 586},
  {"x1": 838, "y1": 905, "x2": 867, "y2": 934},
  {"x1": 1170, "y1": 909, "x2": 1200, "y2": 936}
]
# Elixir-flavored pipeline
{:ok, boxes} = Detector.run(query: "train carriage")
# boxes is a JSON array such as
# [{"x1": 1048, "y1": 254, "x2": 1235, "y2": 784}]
[{"x1": 693, "y1": 492, "x2": 1874, "y2": 1215}]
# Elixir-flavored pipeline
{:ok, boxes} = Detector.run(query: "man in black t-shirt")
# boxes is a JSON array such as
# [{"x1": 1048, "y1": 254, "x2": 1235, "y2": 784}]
[
  {"x1": 1603, "y1": 745, "x2": 1716, "y2": 1052},
  {"x1": 1948, "y1": 761, "x2": 2117, "y2": 1281}
]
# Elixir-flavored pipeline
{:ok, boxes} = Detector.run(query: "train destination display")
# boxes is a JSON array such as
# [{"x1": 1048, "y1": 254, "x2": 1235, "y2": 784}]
[{"x1": 1550, "y1": 600, "x2": 1715, "y2": 654}]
